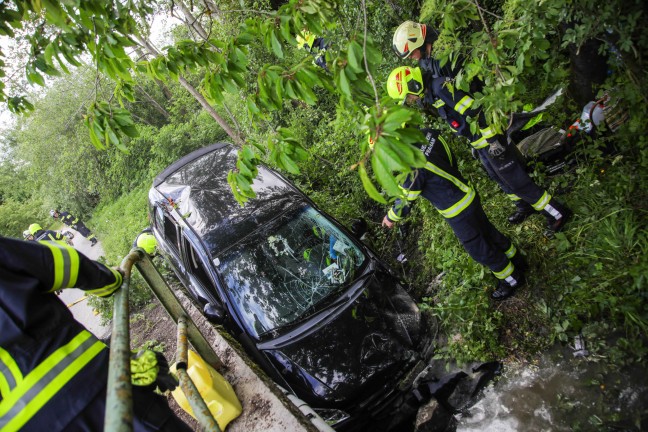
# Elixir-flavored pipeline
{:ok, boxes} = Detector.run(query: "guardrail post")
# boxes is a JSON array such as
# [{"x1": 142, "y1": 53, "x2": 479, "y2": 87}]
[
  {"x1": 104, "y1": 249, "x2": 143, "y2": 432},
  {"x1": 176, "y1": 315, "x2": 222, "y2": 431}
]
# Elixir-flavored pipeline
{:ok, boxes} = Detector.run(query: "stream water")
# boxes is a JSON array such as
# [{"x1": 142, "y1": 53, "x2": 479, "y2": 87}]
[{"x1": 456, "y1": 344, "x2": 648, "y2": 431}]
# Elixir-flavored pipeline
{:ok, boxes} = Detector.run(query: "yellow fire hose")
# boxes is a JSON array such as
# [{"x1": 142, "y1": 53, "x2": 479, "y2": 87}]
[{"x1": 66, "y1": 295, "x2": 88, "y2": 308}]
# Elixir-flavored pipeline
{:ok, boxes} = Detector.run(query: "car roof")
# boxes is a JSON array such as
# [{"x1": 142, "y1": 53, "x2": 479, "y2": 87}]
[{"x1": 153, "y1": 142, "x2": 306, "y2": 255}]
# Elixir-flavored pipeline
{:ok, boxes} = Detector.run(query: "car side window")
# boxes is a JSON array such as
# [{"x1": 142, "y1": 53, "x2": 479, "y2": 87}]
[
  {"x1": 184, "y1": 238, "x2": 212, "y2": 290},
  {"x1": 154, "y1": 205, "x2": 164, "y2": 230},
  {"x1": 163, "y1": 214, "x2": 180, "y2": 253}
]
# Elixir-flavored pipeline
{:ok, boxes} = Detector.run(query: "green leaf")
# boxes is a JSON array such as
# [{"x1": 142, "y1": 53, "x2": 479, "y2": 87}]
[
  {"x1": 347, "y1": 41, "x2": 363, "y2": 73},
  {"x1": 27, "y1": 70, "x2": 45, "y2": 86},
  {"x1": 371, "y1": 151, "x2": 402, "y2": 197},
  {"x1": 270, "y1": 30, "x2": 283, "y2": 58},
  {"x1": 86, "y1": 118, "x2": 104, "y2": 150},
  {"x1": 374, "y1": 140, "x2": 405, "y2": 171},
  {"x1": 279, "y1": 151, "x2": 300, "y2": 174},
  {"x1": 359, "y1": 163, "x2": 387, "y2": 204},
  {"x1": 338, "y1": 68, "x2": 351, "y2": 98}
]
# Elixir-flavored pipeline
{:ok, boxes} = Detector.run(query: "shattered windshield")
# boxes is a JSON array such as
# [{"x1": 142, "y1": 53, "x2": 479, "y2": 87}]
[{"x1": 215, "y1": 206, "x2": 366, "y2": 337}]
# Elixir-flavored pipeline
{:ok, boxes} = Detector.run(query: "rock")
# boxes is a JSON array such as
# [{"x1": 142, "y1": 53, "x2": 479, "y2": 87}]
[{"x1": 414, "y1": 398, "x2": 456, "y2": 432}]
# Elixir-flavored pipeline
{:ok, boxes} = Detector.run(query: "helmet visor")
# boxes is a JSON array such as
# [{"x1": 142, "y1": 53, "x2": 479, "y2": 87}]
[{"x1": 392, "y1": 43, "x2": 410, "y2": 59}]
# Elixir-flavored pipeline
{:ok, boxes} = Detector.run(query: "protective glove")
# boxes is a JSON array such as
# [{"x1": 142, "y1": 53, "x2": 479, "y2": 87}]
[
  {"x1": 488, "y1": 140, "x2": 506, "y2": 157},
  {"x1": 130, "y1": 349, "x2": 178, "y2": 392}
]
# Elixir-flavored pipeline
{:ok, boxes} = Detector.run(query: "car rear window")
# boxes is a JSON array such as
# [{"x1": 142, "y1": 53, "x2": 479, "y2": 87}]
[{"x1": 215, "y1": 206, "x2": 366, "y2": 337}]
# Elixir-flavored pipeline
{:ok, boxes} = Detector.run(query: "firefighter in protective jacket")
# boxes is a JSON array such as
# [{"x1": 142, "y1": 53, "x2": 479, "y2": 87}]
[
  {"x1": 26, "y1": 223, "x2": 67, "y2": 245},
  {"x1": 386, "y1": 66, "x2": 573, "y2": 233},
  {"x1": 50, "y1": 209, "x2": 98, "y2": 246},
  {"x1": 382, "y1": 129, "x2": 525, "y2": 300},
  {"x1": 0, "y1": 236, "x2": 191, "y2": 431}
]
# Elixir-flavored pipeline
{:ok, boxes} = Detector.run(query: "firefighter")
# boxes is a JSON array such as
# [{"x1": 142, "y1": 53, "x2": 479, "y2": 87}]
[
  {"x1": 381, "y1": 128, "x2": 526, "y2": 300},
  {"x1": 50, "y1": 209, "x2": 98, "y2": 246},
  {"x1": 386, "y1": 66, "x2": 573, "y2": 233},
  {"x1": 27, "y1": 223, "x2": 67, "y2": 245},
  {"x1": 0, "y1": 236, "x2": 191, "y2": 431},
  {"x1": 296, "y1": 29, "x2": 329, "y2": 70}
]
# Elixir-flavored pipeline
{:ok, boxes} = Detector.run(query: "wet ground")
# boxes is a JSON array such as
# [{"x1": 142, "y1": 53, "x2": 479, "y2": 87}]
[
  {"x1": 457, "y1": 344, "x2": 648, "y2": 431},
  {"x1": 56, "y1": 229, "x2": 111, "y2": 339}
]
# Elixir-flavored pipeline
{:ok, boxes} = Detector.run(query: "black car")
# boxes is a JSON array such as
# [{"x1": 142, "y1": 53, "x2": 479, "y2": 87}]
[{"x1": 148, "y1": 143, "x2": 432, "y2": 430}]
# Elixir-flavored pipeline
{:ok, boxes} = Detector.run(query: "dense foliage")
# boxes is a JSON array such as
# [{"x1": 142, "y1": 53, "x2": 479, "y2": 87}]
[{"x1": 1, "y1": 3, "x2": 646, "y2": 421}]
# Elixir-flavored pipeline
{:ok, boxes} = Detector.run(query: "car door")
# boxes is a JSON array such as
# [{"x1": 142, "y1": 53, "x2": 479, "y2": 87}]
[{"x1": 179, "y1": 234, "x2": 221, "y2": 307}]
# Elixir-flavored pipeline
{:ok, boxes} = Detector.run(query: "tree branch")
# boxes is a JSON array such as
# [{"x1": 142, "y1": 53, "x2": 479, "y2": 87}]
[{"x1": 361, "y1": 0, "x2": 380, "y2": 112}]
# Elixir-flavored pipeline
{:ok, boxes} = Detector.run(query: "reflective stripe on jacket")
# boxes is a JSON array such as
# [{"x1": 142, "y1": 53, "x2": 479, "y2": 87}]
[
  {"x1": 59, "y1": 211, "x2": 79, "y2": 226},
  {"x1": 34, "y1": 230, "x2": 66, "y2": 245},
  {"x1": 387, "y1": 129, "x2": 475, "y2": 222},
  {"x1": 0, "y1": 237, "x2": 121, "y2": 431},
  {"x1": 423, "y1": 75, "x2": 502, "y2": 148}
]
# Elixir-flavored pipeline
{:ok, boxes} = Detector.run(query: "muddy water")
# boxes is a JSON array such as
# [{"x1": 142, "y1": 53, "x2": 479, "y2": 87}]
[{"x1": 456, "y1": 344, "x2": 648, "y2": 431}]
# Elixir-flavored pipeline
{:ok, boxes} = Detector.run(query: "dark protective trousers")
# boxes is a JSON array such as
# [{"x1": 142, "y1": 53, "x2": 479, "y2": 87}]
[
  {"x1": 72, "y1": 221, "x2": 96, "y2": 240},
  {"x1": 445, "y1": 195, "x2": 512, "y2": 275},
  {"x1": 476, "y1": 145, "x2": 546, "y2": 207}
]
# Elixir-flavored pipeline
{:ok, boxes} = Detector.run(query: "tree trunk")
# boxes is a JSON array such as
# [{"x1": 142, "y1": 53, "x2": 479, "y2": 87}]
[
  {"x1": 175, "y1": 0, "x2": 210, "y2": 41},
  {"x1": 136, "y1": 36, "x2": 245, "y2": 147},
  {"x1": 177, "y1": 76, "x2": 244, "y2": 146},
  {"x1": 135, "y1": 85, "x2": 171, "y2": 120}
]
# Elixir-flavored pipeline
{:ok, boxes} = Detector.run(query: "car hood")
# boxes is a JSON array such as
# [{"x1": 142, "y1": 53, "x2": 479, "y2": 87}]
[{"x1": 262, "y1": 269, "x2": 421, "y2": 405}]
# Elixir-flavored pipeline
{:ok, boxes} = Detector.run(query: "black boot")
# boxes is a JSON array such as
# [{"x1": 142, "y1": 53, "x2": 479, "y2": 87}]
[
  {"x1": 507, "y1": 201, "x2": 536, "y2": 225},
  {"x1": 543, "y1": 199, "x2": 573, "y2": 233},
  {"x1": 491, "y1": 271, "x2": 526, "y2": 301}
]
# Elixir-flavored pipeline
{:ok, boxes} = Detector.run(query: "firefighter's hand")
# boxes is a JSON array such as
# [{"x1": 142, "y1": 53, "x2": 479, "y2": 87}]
[
  {"x1": 488, "y1": 140, "x2": 506, "y2": 157},
  {"x1": 382, "y1": 216, "x2": 394, "y2": 229},
  {"x1": 130, "y1": 350, "x2": 178, "y2": 392}
]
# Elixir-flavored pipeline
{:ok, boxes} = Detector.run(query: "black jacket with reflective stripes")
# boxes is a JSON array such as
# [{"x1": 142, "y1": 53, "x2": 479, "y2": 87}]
[
  {"x1": 386, "y1": 129, "x2": 475, "y2": 222},
  {"x1": 421, "y1": 73, "x2": 501, "y2": 150},
  {"x1": 0, "y1": 236, "x2": 121, "y2": 431},
  {"x1": 59, "y1": 211, "x2": 79, "y2": 226},
  {"x1": 33, "y1": 229, "x2": 64, "y2": 243}
]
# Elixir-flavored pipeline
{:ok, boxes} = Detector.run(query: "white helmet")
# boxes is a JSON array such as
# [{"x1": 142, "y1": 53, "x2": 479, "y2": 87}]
[
  {"x1": 23, "y1": 230, "x2": 31, "y2": 239},
  {"x1": 392, "y1": 21, "x2": 426, "y2": 59}
]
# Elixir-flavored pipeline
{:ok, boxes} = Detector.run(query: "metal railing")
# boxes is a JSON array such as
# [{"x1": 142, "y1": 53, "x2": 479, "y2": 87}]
[{"x1": 104, "y1": 248, "x2": 223, "y2": 431}]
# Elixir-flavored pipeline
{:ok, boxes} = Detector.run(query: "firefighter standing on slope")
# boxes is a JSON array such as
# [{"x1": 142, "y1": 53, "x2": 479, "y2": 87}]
[
  {"x1": 50, "y1": 209, "x2": 98, "y2": 246},
  {"x1": 391, "y1": 22, "x2": 572, "y2": 229},
  {"x1": 386, "y1": 65, "x2": 573, "y2": 234},
  {"x1": 381, "y1": 128, "x2": 526, "y2": 300},
  {"x1": 0, "y1": 236, "x2": 192, "y2": 431}
]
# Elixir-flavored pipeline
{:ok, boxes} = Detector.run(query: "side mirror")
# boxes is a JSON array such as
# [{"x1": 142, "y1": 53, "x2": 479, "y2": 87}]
[{"x1": 203, "y1": 302, "x2": 225, "y2": 323}]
